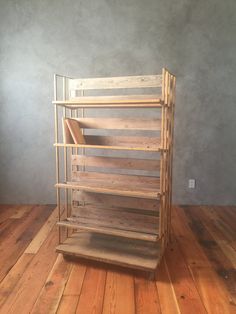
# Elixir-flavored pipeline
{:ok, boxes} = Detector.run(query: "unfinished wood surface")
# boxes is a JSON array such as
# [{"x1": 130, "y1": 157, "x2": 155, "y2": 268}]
[
  {"x1": 72, "y1": 191, "x2": 159, "y2": 211},
  {"x1": 69, "y1": 75, "x2": 162, "y2": 90},
  {"x1": 74, "y1": 117, "x2": 161, "y2": 130},
  {"x1": 69, "y1": 205, "x2": 158, "y2": 239},
  {"x1": 54, "y1": 70, "x2": 174, "y2": 275},
  {"x1": 65, "y1": 118, "x2": 86, "y2": 144},
  {"x1": 54, "y1": 142, "x2": 161, "y2": 152},
  {"x1": 72, "y1": 155, "x2": 160, "y2": 171},
  {"x1": 69, "y1": 171, "x2": 160, "y2": 198},
  {"x1": 62, "y1": 117, "x2": 74, "y2": 144},
  {"x1": 71, "y1": 204, "x2": 158, "y2": 222},
  {"x1": 56, "y1": 182, "x2": 159, "y2": 199},
  {"x1": 71, "y1": 170, "x2": 160, "y2": 186},
  {"x1": 83, "y1": 134, "x2": 160, "y2": 149},
  {"x1": 0, "y1": 205, "x2": 236, "y2": 313},
  {"x1": 57, "y1": 220, "x2": 158, "y2": 242},
  {"x1": 56, "y1": 232, "x2": 160, "y2": 271}
]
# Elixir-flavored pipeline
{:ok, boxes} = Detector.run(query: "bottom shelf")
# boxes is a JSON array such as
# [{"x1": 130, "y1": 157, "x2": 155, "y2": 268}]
[{"x1": 56, "y1": 232, "x2": 160, "y2": 271}]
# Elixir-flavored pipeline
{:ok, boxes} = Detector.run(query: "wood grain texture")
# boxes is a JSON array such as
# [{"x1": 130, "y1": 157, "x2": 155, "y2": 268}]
[
  {"x1": 135, "y1": 275, "x2": 161, "y2": 314},
  {"x1": 74, "y1": 117, "x2": 161, "y2": 130},
  {"x1": 72, "y1": 191, "x2": 159, "y2": 211},
  {"x1": 54, "y1": 142, "x2": 162, "y2": 152},
  {"x1": 103, "y1": 271, "x2": 135, "y2": 314},
  {"x1": 0, "y1": 205, "x2": 235, "y2": 314},
  {"x1": 56, "y1": 232, "x2": 160, "y2": 271},
  {"x1": 75, "y1": 267, "x2": 106, "y2": 314},
  {"x1": 69, "y1": 75, "x2": 162, "y2": 90},
  {"x1": 72, "y1": 154, "x2": 160, "y2": 171}
]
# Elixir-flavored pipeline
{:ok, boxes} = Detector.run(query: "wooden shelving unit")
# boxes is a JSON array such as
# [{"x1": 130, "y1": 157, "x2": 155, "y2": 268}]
[{"x1": 53, "y1": 69, "x2": 176, "y2": 273}]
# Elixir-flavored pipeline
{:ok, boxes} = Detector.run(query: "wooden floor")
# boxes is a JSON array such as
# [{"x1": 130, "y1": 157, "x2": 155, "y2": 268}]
[{"x1": 0, "y1": 205, "x2": 235, "y2": 314}]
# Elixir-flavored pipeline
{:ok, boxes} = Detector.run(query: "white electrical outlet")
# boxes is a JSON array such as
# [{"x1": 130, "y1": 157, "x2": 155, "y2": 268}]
[{"x1": 188, "y1": 179, "x2": 196, "y2": 189}]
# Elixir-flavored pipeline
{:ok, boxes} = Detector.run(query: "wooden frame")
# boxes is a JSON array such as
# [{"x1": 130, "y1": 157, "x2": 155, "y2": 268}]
[{"x1": 53, "y1": 69, "x2": 176, "y2": 274}]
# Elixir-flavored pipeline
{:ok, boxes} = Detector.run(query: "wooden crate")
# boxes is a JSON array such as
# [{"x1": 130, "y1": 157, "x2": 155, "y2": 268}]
[{"x1": 53, "y1": 69, "x2": 176, "y2": 273}]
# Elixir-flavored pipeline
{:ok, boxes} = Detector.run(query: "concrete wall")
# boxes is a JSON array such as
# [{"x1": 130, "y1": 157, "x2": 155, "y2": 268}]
[{"x1": 0, "y1": 0, "x2": 236, "y2": 205}]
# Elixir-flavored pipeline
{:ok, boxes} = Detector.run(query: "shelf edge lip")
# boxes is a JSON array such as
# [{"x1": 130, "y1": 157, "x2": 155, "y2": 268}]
[
  {"x1": 52, "y1": 103, "x2": 163, "y2": 108},
  {"x1": 55, "y1": 183, "x2": 160, "y2": 199},
  {"x1": 53, "y1": 143, "x2": 163, "y2": 152},
  {"x1": 52, "y1": 98, "x2": 162, "y2": 105},
  {"x1": 57, "y1": 220, "x2": 159, "y2": 242}
]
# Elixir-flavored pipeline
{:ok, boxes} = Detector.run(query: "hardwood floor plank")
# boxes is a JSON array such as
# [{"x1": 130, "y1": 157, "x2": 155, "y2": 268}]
[
  {"x1": 103, "y1": 271, "x2": 135, "y2": 314},
  {"x1": 165, "y1": 235, "x2": 207, "y2": 314},
  {"x1": 0, "y1": 205, "x2": 20, "y2": 223},
  {"x1": 10, "y1": 205, "x2": 33, "y2": 219},
  {"x1": 0, "y1": 225, "x2": 58, "y2": 314},
  {"x1": 190, "y1": 266, "x2": 236, "y2": 314},
  {"x1": 24, "y1": 206, "x2": 58, "y2": 254},
  {"x1": 134, "y1": 274, "x2": 161, "y2": 314},
  {"x1": 181, "y1": 206, "x2": 236, "y2": 305},
  {"x1": 31, "y1": 254, "x2": 72, "y2": 314},
  {"x1": 155, "y1": 258, "x2": 180, "y2": 314},
  {"x1": 75, "y1": 267, "x2": 106, "y2": 314},
  {"x1": 0, "y1": 253, "x2": 34, "y2": 308},
  {"x1": 0, "y1": 205, "x2": 54, "y2": 282},
  {"x1": 171, "y1": 206, "x2": 211, "y2": 267},
  {"x1": 56, "y1": 262, "x2": 87, "y2": 313},
  {"x1": 63, "y1": 263, "x2": 87, "y2": 296},
  {"x1": 57, "y1": 295, "x2": 79, "y2": 314}
]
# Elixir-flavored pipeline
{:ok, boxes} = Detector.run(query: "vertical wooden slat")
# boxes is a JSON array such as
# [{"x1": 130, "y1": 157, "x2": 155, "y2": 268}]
[
  {"x1": 63, "y1": 77, "x2": 69, "y2": 238},
  {"x1": 54, "y1": 74, "x2": 61, "y2": 244}
]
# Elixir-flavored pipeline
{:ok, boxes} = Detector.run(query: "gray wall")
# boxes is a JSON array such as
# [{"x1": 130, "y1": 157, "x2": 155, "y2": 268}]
[{"x1": 0, "y1": 0, "x2": 236, "y2": 205}]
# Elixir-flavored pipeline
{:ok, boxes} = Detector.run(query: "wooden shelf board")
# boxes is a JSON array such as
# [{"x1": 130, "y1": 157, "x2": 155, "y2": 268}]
[
  {"x1": 55, "y1": 181, "x2": 160, "y2": 199},
  {"x1": 54, "y1": 143, "x2": 162, "y2": 152},
  {"x1": 56, "y1": 232, "x2": 160, "y2": 271},
  {"x1": 53, "y1": 94, "x2": 162, "y2": 106},
  {"x1": 57, "y1": 219, "x2": 159, "y2": 242}
]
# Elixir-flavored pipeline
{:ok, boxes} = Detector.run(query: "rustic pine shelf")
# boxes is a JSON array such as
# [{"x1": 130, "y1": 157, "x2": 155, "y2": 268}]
[
  {"x1": 53, "y1": 69, "x2": 176, "y2": 273},
  {"x1": 56, "y1": 232, "x2": 160, "y2": 271}
]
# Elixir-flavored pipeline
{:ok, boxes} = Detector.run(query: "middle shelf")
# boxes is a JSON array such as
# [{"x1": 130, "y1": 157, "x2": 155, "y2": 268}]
[
  {"x1": 58, "y1": 204, "x2": 159, "y2": 242},
  {"x1": 55, "y1": 171, "x2": 160, "y2": 199}
]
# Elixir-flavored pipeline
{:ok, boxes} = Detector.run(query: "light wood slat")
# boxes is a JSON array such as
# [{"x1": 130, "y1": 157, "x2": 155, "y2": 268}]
[
  {"x1": 71, "y1": 205, "x2": 158, "y2": 223},
  {"x1": 56, "y1": 232, "x2": 160, "y2": 271},
  {"x1": 71, "y1": 171, "x2": 160, "y2": 187},
  {"x1": 72, "y1": 191, "x2": 159, "y2": 211},
  {"x1": 57, "y1": 220, "x2": 158, "y2": 242},
  {"x1": 56, "y1": 182, "x2": 160, "y2": 199},
  {"x1": 84, "y1": 135, "x2": 161, "y2": 149},
  {"x1": 54, "y1": 143, "x2": 162, "y2": 152},
  {"x1": 70, "y1": 205, "x2": 158, "y2": 234},
  {"x1": 73, "y1": 118, "x2": 161, "y2": 130},
  {"x1": 72, "y1": 155, "x2": 160, "y2": 171},
  {"x1": 54, "y1": 102, "x2": 163, "y2": 109},
  {"x1": 69, "y1": 76, "x2": 162, "y2": 90}
]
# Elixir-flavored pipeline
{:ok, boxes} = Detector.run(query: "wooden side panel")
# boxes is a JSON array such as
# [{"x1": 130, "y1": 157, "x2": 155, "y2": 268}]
[{"x1": 69, "y1": 75, "x2": 162, "y2": 91}]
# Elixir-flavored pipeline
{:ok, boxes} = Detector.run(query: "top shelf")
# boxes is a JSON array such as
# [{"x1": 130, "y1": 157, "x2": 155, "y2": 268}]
[{"x1": 53, "y1": 94, "x2": 162, "y2": 108}]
